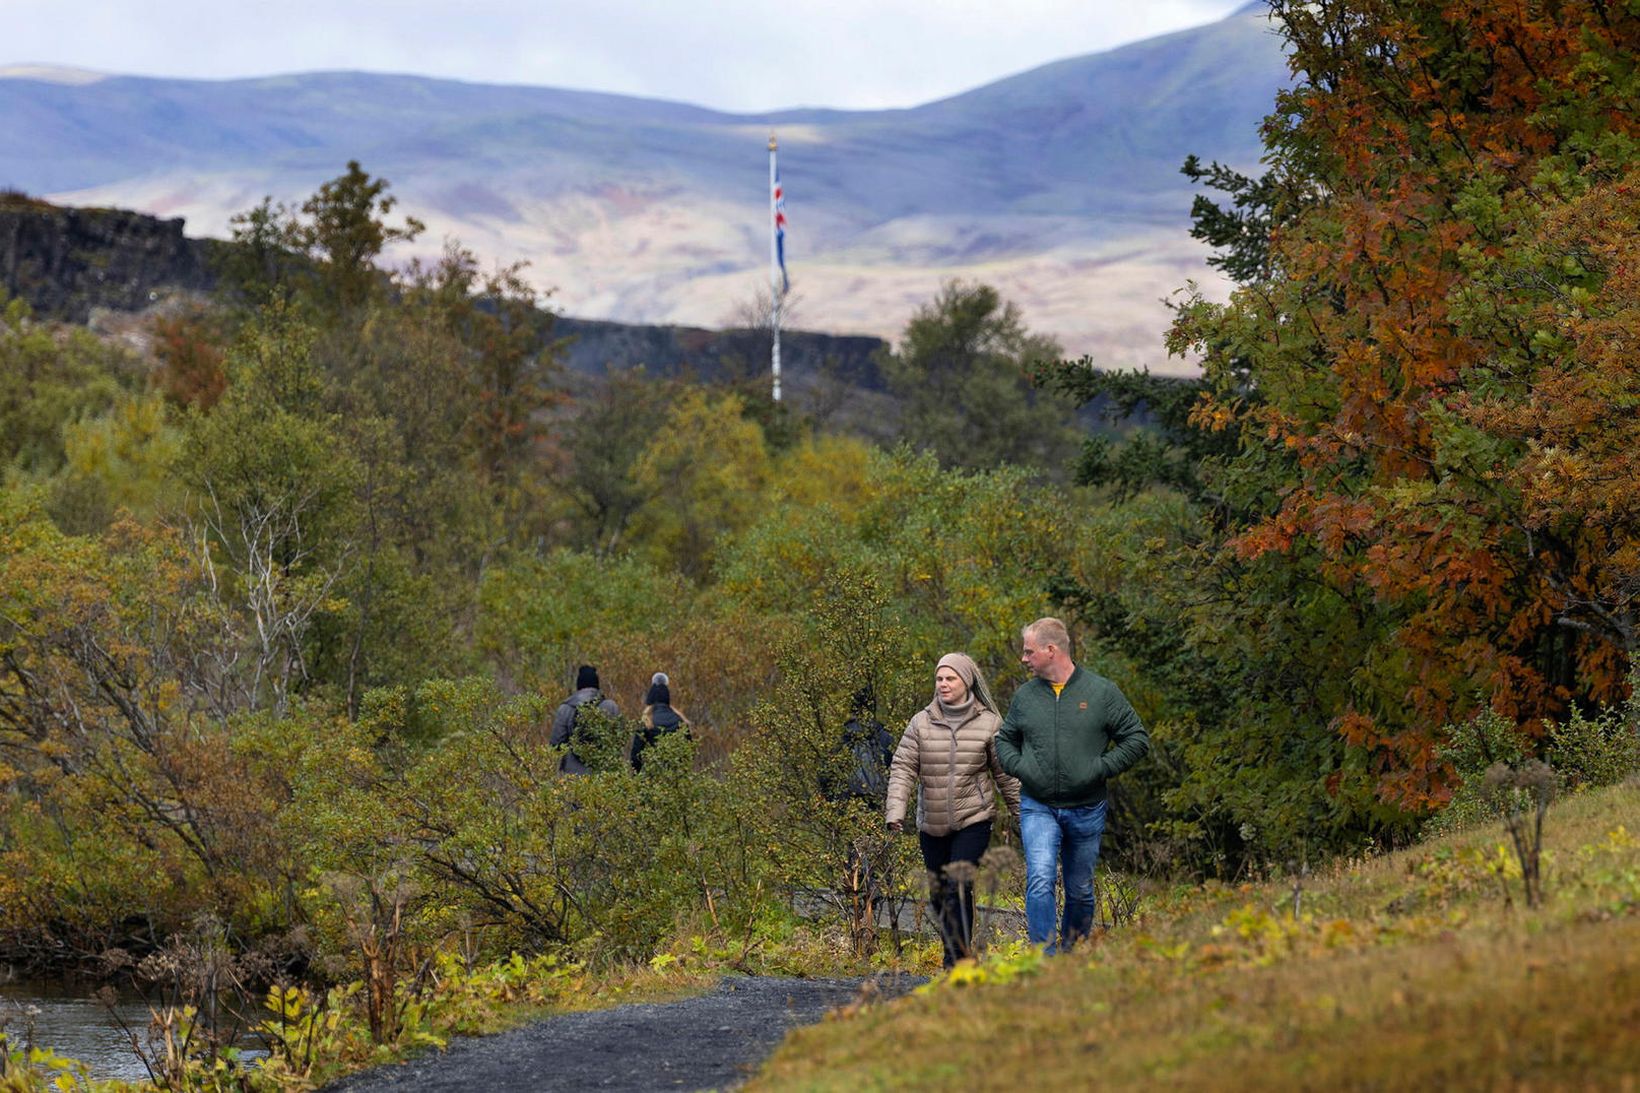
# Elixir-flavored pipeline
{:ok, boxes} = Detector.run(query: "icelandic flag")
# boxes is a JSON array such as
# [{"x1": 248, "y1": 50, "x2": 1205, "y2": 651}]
[{"x1": 774, "y1": 168, "x2": 789, "y2": 294}]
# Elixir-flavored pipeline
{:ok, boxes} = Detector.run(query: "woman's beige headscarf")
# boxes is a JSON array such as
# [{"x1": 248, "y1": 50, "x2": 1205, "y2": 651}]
[{"x1": 932, "y1": 652, "x2": 999, "y2": 722}]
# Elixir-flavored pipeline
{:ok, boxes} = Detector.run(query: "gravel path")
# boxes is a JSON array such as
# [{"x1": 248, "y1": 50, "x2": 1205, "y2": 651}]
[{"x1": 324, "y1": 973, "x2": 923, "y2": 1092}]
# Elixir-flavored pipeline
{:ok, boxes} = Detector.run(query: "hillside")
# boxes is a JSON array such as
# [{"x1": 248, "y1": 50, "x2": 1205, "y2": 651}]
[
  {"x1": 0, "y1": 5, "x2": 1289, "y2": 370},
  {"x1": 754, "y1": 781, "x2": 1640, "y2": 1089}
]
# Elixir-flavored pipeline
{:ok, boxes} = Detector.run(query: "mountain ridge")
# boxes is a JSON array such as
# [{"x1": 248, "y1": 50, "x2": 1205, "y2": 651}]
[{"x1": 0, "y1": 5, "x2": 1288, "y2": 371}]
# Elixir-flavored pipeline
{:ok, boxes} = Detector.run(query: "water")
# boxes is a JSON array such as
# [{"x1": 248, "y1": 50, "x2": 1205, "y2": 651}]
[{"x1": 0, "y1": 979, "x2": 160, "y2": 1082}]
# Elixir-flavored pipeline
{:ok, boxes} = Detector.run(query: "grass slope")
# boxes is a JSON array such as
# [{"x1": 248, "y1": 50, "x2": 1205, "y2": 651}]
[{"x1": 754, "y1": 780, "x2": 1640, "y2": 1090}]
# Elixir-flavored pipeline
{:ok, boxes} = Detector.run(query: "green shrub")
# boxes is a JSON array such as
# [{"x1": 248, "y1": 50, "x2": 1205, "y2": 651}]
[
  {"x1": 1547, "y1": 687, "x2": 1640, "y2": 791},
  {"x1": 731, "y1": 572, "x2": 933, "y2": 957},
  {"x1": 474, "y1": 550, "x2": 690, "y2": 691},
  {"x1": 294, "y1": 676, "x2": 762, "y2": 968},
  {"x1": 1425, "y1": 708, "x2": 1532, "y2": 837}
]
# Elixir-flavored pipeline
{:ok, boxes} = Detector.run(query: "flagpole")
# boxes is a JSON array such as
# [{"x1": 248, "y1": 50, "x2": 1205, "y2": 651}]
[{"x1": 768, "y1": 134, "x2": 782, "y2": 403}]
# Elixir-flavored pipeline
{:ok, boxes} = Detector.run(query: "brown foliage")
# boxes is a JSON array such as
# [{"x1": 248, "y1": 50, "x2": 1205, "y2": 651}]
[
  {"x1": 151, "y1": 308, "x2": 227, "y2": 409},
  {"x1": 1190, "y1": 0, "x2": 1640, "y2": 807}
]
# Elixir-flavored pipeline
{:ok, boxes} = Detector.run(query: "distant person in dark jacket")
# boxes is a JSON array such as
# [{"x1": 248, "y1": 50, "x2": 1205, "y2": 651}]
[
  {"x1": 550, "y1": 664, "x2": 620, "y2": 775},
  {"x1": 632, "y1": 680, "x2": 690, "y2": 771},
  {"x1": 996, "y1": 618, "x2": 1149, "y2": 952},
  {"x1": 826, "y1": 686, "x2": 894, "y2": 804}
]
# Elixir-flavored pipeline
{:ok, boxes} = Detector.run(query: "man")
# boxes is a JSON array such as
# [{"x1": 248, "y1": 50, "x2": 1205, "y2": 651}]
[
  {"x1": 550, "y1": 664, "x2": 620, "y2": 774},
  {"x1": 995, "y1": 617, "x2": 1149, "y2": 951}
]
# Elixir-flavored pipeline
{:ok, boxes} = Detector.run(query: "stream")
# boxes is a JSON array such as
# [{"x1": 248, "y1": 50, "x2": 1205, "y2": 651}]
[{"x1": 1, "y1": 978, "x2": 164, "y2": 1082}]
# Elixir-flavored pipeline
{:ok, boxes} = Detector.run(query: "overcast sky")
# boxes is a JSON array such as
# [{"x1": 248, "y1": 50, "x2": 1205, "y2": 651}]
[{"x1": 5, "y1": 0, "x2": 1251, "y2": 112}]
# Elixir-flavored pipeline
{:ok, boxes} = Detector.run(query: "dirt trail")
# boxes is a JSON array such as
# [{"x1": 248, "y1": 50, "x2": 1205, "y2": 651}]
[{"x1": 324, "y1": 973, "x2": 923, "y2": 1092}]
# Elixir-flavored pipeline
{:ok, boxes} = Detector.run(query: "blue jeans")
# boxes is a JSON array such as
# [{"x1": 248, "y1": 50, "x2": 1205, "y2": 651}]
[{"x1": 1019, "y1": 794, "x2": 1107, "y2": 952}]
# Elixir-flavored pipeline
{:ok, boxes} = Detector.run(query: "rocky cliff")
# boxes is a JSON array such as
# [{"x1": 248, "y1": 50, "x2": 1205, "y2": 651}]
[
  {"x1": 0, "y1": 195, "x2": 887, "y2": 386},
  {"x1": 0, "y1": 194, "x2": 218, "y2": 323},
  {"x1": 553, "y1": 316, "x2": 885, "y2": 390}
]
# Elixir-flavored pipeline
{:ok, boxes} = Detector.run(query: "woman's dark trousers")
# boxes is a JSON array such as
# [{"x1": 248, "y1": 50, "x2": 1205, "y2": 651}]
[{"x1": 919, "y1": 819, "x2": 992, "y2": 968}]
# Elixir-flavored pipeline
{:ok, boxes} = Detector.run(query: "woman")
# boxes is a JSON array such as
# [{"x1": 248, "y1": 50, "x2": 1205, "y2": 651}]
[
  {"x1": 631, "y1": 680, "x2": 690, "y2": 771},
  {"x1": 885, "y1": 653, "x2": 1021, "y2": 968}
]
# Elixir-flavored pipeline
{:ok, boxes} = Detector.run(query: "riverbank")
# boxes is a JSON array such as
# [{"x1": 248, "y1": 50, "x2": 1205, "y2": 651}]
[{"x1": 1, "y1": 970, "x2": 925, "y2": 1092}]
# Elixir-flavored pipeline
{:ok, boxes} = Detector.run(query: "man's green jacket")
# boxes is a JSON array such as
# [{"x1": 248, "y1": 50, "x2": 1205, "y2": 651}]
[{"x1": 995, "y1": 666, "x2": 1150, "y2": 808}]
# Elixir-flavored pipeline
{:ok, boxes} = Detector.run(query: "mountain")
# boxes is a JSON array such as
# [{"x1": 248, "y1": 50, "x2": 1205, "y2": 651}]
[{"x1": 0, "y1": 5, "x2": 1288, "y2": 372}]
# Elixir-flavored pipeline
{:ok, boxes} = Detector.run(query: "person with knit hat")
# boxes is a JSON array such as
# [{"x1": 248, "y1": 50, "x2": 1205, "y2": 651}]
[
  {"x1": 632, "y1": 678, "x2": 690, "y2": 771},
  {"x1": 550, "y1": 664, "x2": 620, "y2": 774},
  {"x1": 885, "y1": 652, "x2": 1021, "y2": 968}
]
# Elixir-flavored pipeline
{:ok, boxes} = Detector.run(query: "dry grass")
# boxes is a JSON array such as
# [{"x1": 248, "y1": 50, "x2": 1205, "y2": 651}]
[
  {"x1": 0, "y1": 189, "x2": 54, "y2": 211},
  {"x1": 752, "y1": 782, "x2": 1640, "y2": 1091}
]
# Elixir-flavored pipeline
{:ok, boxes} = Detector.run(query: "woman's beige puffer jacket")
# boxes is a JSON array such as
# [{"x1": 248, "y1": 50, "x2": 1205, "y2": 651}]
[{"x1": 885, "y1": 705, "x2": 1022, "y2": 836}]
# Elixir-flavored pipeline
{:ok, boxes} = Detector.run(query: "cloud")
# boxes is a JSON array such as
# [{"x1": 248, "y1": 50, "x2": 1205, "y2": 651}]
[{"x1": 6, "y1": 0, "x2": 1250, "y2": 111}]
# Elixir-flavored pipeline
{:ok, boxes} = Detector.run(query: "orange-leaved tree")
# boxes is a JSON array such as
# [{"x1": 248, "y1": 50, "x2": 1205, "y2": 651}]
[{"x1": 1174, "y1": 0, "x2": 1640, "y2": 810}]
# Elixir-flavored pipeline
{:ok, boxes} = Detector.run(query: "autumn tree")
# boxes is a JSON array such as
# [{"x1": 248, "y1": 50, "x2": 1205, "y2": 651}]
[
  {"x1": 407, "y1": 245, "x2": 564, "y2": 513},
  {"x1": 151, "y1": 305, "x2": 229, "y2": 409},
  {"x1": 0, "y1": 494, "x2": 308, "y2": 946},
  {"x1": 629, "y1": 389, "x2": 770, "y2": 582},
  {"x1": 49, "y1": 391, "x2": 183, "y2": 533},
  {"x1": 1171, "y1": 0, "x2": 1640, "y2": 810}
]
